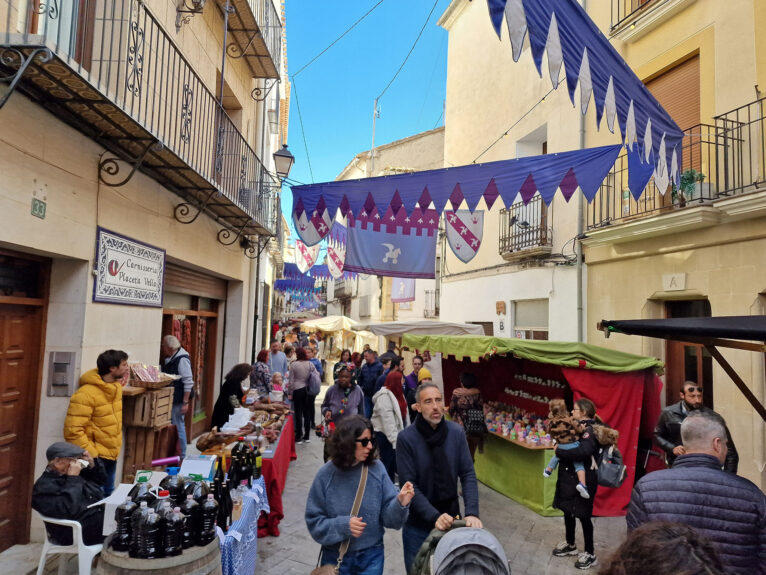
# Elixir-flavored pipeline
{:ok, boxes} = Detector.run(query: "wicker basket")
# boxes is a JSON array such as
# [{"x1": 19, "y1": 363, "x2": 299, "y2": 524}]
[{"x1": 129, "y1": 372, "x2": 177, "y2": 389}]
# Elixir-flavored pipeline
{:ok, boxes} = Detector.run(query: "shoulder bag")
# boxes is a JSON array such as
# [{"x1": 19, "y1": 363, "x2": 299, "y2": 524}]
[
  {"x1": 308, "y1": 364, "x2": 322, "y2": 395},
  {"x1": 310, "y1": 464, "x2": 369, "y2": 575}
]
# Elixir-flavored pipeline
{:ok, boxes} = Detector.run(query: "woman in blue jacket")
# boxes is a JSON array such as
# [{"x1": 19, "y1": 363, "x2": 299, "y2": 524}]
[{"x1": 305, "y1": 415, "x2": 414, "y2": 575}]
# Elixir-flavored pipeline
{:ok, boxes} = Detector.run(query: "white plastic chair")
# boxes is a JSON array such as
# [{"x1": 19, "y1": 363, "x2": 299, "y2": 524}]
[{"x1": 34, "y1": 511, "x2": 103, "y2": 575}]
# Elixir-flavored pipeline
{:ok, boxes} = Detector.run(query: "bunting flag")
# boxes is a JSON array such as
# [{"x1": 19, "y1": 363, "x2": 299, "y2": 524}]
[
  {"x1": 296, "y1": 240, "x2": 320, "y2": 274},
  {"x1": 291, "y1": 145, "x2": 622, "y2": 246},
  {"x1": 274, "y1": 278, "x2": 317, "y2": 293},
  {"x1": 445, "y1": 210, "x2": 484, "y2": 263},
  {"x1": 485, "y1": 0, "x2": 683, "y2": 185},
  {"x1": 327, "y1": 222, "x2": 347, "y2": 279},
  {"x1": 282, "y1": 262, "x2": 307, "y2": 279},
  {"x1": 392, "y1": 278, "x2": 416, "y2": 303},
  {"x1": 292, "y1": 196, "x2": 334, "y2": 246},
  {"x1": 344, "y1": 204, "x2": 439, "y2": 279}
]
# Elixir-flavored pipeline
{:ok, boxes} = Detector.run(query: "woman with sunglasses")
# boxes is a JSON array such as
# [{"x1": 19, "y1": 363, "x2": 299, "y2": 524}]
[{"x1": 305, "y1": 415, "x2": 415, "y2": 575}]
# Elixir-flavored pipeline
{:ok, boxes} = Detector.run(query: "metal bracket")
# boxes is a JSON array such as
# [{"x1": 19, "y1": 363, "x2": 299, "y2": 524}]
[
  {"x1": 244, "y1": 235, "x2": 272, "y2": 259},
  {"x1": 251, "y1": 78, "x2": 278, "y2": 102},
  {"x1": 217, "y1": 218, "x2": 253, "y2": 246},
  {"x1": 174, "y1": 190, "x2": 218, "y2": 225},
  {"x1": 0, "y1": 47, "x2": 53, "y2": 110},
  {"x1": 226, "y1": 28, "x2": 262, "y2": 60},
  {"x1": 98, "y1": 139, "x2": 163, "y2": 187}
]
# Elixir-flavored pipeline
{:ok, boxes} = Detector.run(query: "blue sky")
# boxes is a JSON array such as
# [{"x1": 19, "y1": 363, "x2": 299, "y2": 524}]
[{"x1": 281, "y1": 0, "x2": 453, "y2": 234}]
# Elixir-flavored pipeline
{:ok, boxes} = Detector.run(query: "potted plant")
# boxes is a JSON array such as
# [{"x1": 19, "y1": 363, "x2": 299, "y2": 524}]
[{"x1": 671, "y1": 169, "x2": 706, "y2": 208}]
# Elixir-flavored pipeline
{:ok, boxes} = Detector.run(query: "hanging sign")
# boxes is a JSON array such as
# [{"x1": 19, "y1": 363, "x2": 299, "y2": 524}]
[
  {"x1": 391, "y1": 278, "x2": 416, "y2": 303},
  {"x1": 93, "y1": 227, "x2": 165, "y2": 307},
  {"x1": 292, "y1": 197, "x2": 333, "y2": 247},
  {"x1": 445, "y1": 210, "x2": 484, "y2": 263}
]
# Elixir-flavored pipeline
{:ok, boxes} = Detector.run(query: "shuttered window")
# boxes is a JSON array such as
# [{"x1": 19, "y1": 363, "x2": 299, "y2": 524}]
[
  {"x1": 164, "y1": 263, "x2": 226, "y2": 300},
  {"x1": 645, "y1": 55, "x2": 701, "y2": 131}
]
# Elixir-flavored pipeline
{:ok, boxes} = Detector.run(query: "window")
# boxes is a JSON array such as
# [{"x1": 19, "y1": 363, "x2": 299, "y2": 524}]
[
  {"x1": 359, "y1": 295, "x2": 371, "y2": 317},
  {"x1": 513, "y1": 299, "x2": 549, "y2": 340}
]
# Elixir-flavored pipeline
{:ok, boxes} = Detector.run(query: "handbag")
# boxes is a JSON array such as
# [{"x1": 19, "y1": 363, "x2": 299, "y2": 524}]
[
  {"x1": 310, "y1": 464, "x2": 368, "y2": 575},
  {"x1": 308, "y1": 364, "x2": 322, "y2": 395}
]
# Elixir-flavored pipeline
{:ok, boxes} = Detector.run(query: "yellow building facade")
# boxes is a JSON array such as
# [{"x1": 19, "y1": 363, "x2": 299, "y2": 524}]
[{"x1": 0, "y1": 0, "x2": 287, "y2": 546}]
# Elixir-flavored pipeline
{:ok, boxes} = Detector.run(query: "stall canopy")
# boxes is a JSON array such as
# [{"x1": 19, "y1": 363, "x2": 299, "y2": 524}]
[
  {"x1": 404, "y1": 334, "x2": 664, "y2": 517},
  {"x1": 599, "y1": 316, "x2": 766, "y2": 421},
  {"x1": 300, "y1": 315, "x2": 359, "y2": 333},
  {"x1": 355, "y1": 320, "x2": 486, "y2": 337},
  {"x1": 403, "y1": 334, "x2": 664, "y2": 372}
]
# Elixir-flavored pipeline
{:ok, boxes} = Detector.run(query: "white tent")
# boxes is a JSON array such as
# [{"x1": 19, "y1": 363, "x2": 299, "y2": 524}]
[
  {"x1": 299, "y1": 315, "x2": 358, "y2": 333},
  {"x1": 352, "y1": 320, "x2": 485, "y2": 337}
]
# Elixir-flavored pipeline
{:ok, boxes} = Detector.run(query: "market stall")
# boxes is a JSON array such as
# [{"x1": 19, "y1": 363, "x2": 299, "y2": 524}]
[{"x1": 402, "y1": 334, "x2": 664, "y2": 517}]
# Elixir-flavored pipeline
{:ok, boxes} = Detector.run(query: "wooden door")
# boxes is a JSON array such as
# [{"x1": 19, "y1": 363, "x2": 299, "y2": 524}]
[
  {"x1": 664, "y1": 299, "x2": 713, "y2": 408},
  {"x1": 0, "y1": 304, "x2": 43, "y2": 551}
]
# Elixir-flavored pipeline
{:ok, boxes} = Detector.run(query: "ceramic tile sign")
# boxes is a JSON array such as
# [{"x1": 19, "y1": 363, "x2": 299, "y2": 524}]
[{"x1": 93, "y1": 227, "x2": 165, "y2": 307}]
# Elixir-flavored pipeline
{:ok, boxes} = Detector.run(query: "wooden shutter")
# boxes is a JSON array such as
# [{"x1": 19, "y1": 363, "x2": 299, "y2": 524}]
[
  {"x1": 164, "y1": 263, "x2": 226, "y2": 300},
  {"x1": 645, "y1": 55, "x2": 700, "y2": 131}
]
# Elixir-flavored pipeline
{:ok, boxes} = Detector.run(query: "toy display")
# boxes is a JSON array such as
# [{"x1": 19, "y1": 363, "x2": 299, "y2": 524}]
[{"x1": 484, "y1": 401, "x2": 553, "y2": 447}]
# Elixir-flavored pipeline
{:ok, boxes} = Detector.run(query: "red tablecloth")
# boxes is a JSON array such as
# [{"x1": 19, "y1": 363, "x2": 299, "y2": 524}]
[{"x1": 257, "y1": 414, "x2": 297, "y2": 537}]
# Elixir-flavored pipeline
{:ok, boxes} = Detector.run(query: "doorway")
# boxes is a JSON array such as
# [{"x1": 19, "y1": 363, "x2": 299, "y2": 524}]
[
  {"x1": 665, "y1": 299, "x2": 713, "y2": 408},
  {"x1": 0, "y1": 251, "x2": 49, "y2": 552}
]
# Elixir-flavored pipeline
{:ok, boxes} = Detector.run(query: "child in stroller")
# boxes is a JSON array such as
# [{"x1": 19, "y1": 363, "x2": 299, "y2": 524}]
[{"x1": 544, "y1": 399, "x2": 589, "y2": 499}]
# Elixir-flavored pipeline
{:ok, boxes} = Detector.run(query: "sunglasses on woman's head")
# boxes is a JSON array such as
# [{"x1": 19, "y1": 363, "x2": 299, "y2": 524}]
[{"x1": 355, "y1": 437, "x2": 374, "y2": 447}]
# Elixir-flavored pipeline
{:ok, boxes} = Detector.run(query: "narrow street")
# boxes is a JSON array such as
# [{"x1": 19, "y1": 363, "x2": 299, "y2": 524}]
[{"x1": 257, "y1": 403, "x2": 626, "y2": 575}]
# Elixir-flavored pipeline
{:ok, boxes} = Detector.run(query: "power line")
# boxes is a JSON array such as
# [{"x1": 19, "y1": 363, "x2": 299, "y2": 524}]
[
  {"x1": 292, "y1": 0, "x2": 387, "y2": 78},
  {"x1": 472, "y1": 84, "x2": 557, "y2": 164},
  {"x1": 291, "y1": 77, "x2": 315, "y2": 183},
  {"x1": 376, "y1": 0, "x2": 441, "y2": 101}
]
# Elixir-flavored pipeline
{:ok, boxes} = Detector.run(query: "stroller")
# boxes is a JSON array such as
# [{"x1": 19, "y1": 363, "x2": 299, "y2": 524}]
[{"x1": 410, "y1": 520, "x2": 511, "y2": 575}]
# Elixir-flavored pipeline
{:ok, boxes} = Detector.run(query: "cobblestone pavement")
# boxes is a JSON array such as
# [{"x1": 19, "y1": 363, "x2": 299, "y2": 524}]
[{"x1": 256, "y1": 424, "x2": 627, "y2": 575}]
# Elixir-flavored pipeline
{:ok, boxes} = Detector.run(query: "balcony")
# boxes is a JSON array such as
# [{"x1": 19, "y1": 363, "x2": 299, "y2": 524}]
[
  {"x1": 216, "y1": 0, "x2": 281, "y2": 79},
  {"x1": 0, "y1": 0, "x2": 279, "y2": 238},
  {"x1": 334, "y1": 279, "x2": 351, "y2": 299},
  {"x1": 424, "y1": 289, "x2": 439, "y2": 318},
  {"x1": 587, "y1": 97, "x2": 766, "y2": 229},
  {"x1": 499, "y1": 196, "x2": 553, "y2": 261}
]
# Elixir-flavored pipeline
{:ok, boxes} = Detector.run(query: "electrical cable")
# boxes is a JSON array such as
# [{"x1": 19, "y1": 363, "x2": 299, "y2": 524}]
[
  {"x1": 292, "y1": 0, "x2": 387, "y2": 78},
  {"x1": 291, "y1": 77, "x2": 315, "y2": 183},
  {"x1": 376, "y1": 0, "x2": 441, "y2": 101}
]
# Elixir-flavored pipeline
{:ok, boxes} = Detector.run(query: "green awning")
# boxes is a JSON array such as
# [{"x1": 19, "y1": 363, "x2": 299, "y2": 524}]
[{"x1": 402, "y1": 334, "x2": 663, "y2": 373}]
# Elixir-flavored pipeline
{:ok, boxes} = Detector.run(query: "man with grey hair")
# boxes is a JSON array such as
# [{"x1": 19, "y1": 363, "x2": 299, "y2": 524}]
[
  {"x1": 627, "y1": 411, "x2": 765, "y2": 574},
  {"x1": 396, "y1": 382, "x2": 482, "y2": 573},
  {"x1": 161, "y1": 335, "x2": 194, "y2": 459}
]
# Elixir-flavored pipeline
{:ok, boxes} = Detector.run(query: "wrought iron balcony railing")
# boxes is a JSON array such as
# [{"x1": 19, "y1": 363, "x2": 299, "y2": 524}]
[
  {"x1": 588, "y1": 97, "x2": 766, "y2": 229},
  {"x1": 610, "y1": 0, "x2": 657, "y2": 32},
  {"x1": 499, "y1": 195, "x2": 553, "y2": 260},
  {"x1": 218, "y1": 0, "x2": 281, "y2": 80},
  {"x1": 0, "y1": 0, "x2": 279, "y2": 243}
]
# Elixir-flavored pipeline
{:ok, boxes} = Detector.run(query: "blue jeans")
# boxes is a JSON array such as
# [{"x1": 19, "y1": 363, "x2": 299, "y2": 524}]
[
  {"x1": 320, "y1": 543, "x2": 384, "y2": 575},
  {"x1": 375, "y1": 431, "x2": 396, "y2": 484},
  {"x1": 172, "y1": 403, "x2": 187, "y2": 459},
  {"x1": 549, "y1": 441, "x2": 584, "y2": 473},
  {"x1": 402, "y1": 523, "x2": 432, "y2": 574},
  {"x1": 98, "y1": 458, "x2": 116, "y2": 497},
  {"x1": 364, "y1": 396, "x2": 373, "y2": 418}
]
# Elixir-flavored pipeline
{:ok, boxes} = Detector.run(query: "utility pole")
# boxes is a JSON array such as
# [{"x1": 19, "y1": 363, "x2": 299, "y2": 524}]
[{"x1": 369, "y1": 98, "x2": 379, "y2": 176}]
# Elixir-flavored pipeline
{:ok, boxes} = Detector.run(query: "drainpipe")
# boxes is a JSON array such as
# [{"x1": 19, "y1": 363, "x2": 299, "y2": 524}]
[{"x1": 575, "y1": 0, "x2": 587, "y2": 343}]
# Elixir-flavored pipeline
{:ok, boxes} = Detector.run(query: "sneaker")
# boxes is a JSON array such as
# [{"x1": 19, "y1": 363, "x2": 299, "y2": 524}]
[
  {"x1": 296, "y1": 438, "x2": 305, "y2": 444},
  {"x1": 575, "y1": 552, "x2": 598, "y2": 570},
  {"x1": 543, "y1": 468, "x2": 552, "y2": 478},
  {"x1": 552, "y1": 542, "x2": 578, "y2": 557},
  {"x1": 576, "y1": 483, "x2": 590, "y2": 499},
  {"x1": 303, "y1": 437, "x2": 311, "y2": 444}
]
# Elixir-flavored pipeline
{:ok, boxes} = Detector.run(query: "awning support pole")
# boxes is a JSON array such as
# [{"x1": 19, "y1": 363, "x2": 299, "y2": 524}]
[{"x1": 705, "y1": 345, "x2": 766, "y2": 422}]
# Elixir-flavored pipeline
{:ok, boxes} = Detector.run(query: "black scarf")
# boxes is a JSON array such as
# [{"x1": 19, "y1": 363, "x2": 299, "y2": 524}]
[{"x1": 414, "y1": 415, "x2": 459, "y2": 515}]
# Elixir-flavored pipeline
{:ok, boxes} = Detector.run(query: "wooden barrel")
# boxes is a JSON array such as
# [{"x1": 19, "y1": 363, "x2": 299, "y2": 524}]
[{"x1": 95, "y1": 539, "x2": 222, "y2": 575}]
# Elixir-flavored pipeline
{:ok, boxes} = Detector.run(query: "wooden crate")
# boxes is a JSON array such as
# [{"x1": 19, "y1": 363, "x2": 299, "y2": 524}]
[
  {"x1": 123, "y1": 387, "x2": 173, "y2": 429},
  {"x1": 121, "y1": 425, "x2": 178, "y2": 483}
]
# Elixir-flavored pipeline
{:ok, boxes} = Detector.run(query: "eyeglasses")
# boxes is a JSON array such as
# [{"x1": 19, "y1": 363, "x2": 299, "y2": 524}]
[
  {"x1": 355, "y1": 437, "x2": 374, "y2": 447},
  {"x1": 685, "y1": 386, "x2": 703, "y2": 393}
]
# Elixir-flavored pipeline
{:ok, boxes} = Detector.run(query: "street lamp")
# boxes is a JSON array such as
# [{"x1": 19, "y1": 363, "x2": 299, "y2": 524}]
[
  {"x1": 273, "y1": 144, "x2": 295, "y2": 180},
  {"x1": 176, "y1": 0, "x2": 207, "y2": 31}
]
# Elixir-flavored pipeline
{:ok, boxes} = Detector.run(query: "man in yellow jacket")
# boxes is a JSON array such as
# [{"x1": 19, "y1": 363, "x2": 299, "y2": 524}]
[{"x1": 64, "y1": 350, "x2": 128, "y2": 496}]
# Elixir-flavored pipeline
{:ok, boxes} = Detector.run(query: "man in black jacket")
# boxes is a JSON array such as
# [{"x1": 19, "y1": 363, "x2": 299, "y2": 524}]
[
  {"x1": 32, "y1": 442, "x2": 106, "y2": 545},
  {"x1": 654, "y1": 381, "x2": 738, "y2": 472},
  {"x1": 628, "y1": 411, "x2": 765, "y2": 575}
]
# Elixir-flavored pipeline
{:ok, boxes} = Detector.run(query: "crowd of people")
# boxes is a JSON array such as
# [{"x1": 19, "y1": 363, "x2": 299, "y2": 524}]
[{"x1": 27, "y1": 332, "x2": 765, "y2": 575}]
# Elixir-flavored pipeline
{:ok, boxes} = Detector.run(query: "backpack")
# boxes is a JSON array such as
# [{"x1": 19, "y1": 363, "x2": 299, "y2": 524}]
[
  {"x1": 463, "y1": 407, "x2": 488, "y2": 435},
  {"x1": 594, "y1": 443, "x2": 627, "y2": 488}
]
